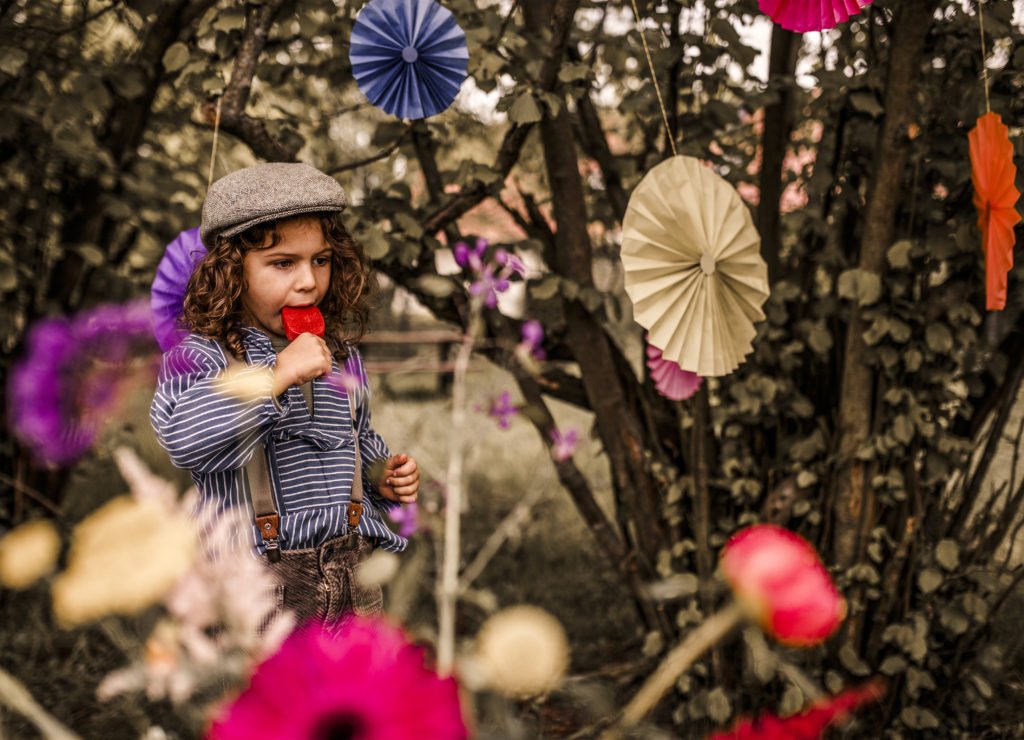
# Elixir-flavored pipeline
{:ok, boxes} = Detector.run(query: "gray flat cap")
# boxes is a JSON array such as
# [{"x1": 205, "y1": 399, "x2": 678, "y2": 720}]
[{"x1": 200, "y1": 162, "x2": 347, "y2": 247}]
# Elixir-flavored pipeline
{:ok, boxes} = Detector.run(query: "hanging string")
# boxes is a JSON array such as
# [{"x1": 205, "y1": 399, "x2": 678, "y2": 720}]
[
  {"x1": 206, "y1": 97, "x2": 223, "y2": 189},
  {"x1": 628, "y1": 0, "x2": 678, "y2": 157},
  {"x1": 977, "y1": 0, "x2": 991, "y2": 113}
]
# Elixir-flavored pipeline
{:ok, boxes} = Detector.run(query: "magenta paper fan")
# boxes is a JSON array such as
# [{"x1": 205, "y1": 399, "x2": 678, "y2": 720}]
[
  {"x1": 759, "y1": 0, "x2": 872, "y2": 33},
  {"x1": 151, "y1": 227, "x2": 206, "y2": 352},
  {"x1": 646, "y1": 342, "x2": 702, "y2": 401}
]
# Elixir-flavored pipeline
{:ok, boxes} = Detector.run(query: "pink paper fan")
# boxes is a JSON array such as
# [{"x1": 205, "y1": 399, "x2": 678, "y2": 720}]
[
  {"x1": 759, "y1": 0, "x2": 872, "y2": 33},
  {"x1": 646, "y1": 342, "x2": 702, "y2": 401}
]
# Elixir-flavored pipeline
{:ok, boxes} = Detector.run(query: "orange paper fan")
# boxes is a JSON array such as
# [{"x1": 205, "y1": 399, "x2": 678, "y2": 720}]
[{"x1": 969, "y1": 111, "x2": 1021, "y2": 311}]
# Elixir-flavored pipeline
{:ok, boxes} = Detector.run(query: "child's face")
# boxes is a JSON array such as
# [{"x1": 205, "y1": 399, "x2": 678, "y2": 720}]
[{"x1": 240, "y1": 217, "x2": 332, "y2": 338}]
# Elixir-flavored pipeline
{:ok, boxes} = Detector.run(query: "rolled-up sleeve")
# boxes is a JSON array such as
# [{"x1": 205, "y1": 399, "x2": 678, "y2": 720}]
[{"x1": 149, "y1": 339, "x2": 291, "y2": 474}]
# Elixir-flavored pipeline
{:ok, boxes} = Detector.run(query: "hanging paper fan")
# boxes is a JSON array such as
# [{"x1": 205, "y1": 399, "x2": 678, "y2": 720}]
[
  {"x1": 622, "y1": 156, "x2": 769, "y2": 377},
  {"x1": 969, "y1": 111, "x2": 1021, "y2": 311},
  {"x1": 151, "y1": 227, "x2": 206, "y2": 352},
  {"x1": 349, "y1": 0, "x2": 469, "y2": 120},
  {"x1": 759, "y1": 0, "x2": 872, "y2": 33},
  {"x1": 646, "y1": 341, "x2": 702, "y2": 401}
]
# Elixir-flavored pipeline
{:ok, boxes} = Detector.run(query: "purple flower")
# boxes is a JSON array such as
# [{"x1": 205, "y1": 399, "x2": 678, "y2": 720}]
[
  {"x1": 9, "y1": 300, "x2": 158, "y2": 467},
  {"x1": 520, "y1": 320, "x2": 545, "y2": 360},
  {"x1": 387, "y1": 501, "x2": 419, "y2": 538},
  {"x1": 487, "y1": 391, "x2": 518, "y2": 429},
  {"x1": 469, "y1": 264, "x2": 511, "y2": 308},
  {"x1": 495, "y1": 248, "x2": 527, "y2": 277},
  {"x1": 453, "y1": 237, "x2": 488, "y2": 271},
  {"x1": 550, "y1": 427, "x2": 579, "y2": 463}
]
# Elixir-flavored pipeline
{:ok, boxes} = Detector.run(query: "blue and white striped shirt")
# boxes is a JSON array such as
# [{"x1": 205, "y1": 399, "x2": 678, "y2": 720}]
[{"x1": 149, "y1": 326, "x2": 408, "y2": 554}]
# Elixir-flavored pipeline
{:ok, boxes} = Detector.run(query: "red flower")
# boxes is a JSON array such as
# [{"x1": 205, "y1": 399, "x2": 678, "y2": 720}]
[
  {"x1": 720, "y1": 525, "x2": 845, "y2": 646},
  {"x1": 208, "y1": 618, "x2": 467, "y2": 740},
  {"x1": 709, "y1": 680, "x2": 885, "y2": 739}
]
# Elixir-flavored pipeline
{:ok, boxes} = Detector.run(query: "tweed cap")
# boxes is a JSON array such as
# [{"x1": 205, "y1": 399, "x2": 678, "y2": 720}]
[{"x1": 200, "y1": 162, "x2": 347, "y2": 247}]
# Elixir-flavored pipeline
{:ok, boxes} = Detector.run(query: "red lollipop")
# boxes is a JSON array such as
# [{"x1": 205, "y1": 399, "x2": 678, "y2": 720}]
[{"x1": 281, "y1": 306, "x2": 325, "y2": 341}]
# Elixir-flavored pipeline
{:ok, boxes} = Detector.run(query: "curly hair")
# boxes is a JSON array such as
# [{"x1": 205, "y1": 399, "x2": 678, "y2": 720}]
[{"x1": 181, "y1": 212, "x2": 376, "y2": 361}]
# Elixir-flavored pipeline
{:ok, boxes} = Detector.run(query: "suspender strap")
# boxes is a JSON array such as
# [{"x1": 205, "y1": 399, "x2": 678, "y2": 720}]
[
  {"x1": 220, "y1": 342, "x2": 367, "y2": 562},
  {"x1": 347, "y1": 390, "x2": 364, "y2": 528}
]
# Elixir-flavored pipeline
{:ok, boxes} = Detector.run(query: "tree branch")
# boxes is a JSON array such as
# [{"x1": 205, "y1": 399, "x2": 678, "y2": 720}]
[{"x1": 207, "y1": 0, "x2": 298, "y2": 163}]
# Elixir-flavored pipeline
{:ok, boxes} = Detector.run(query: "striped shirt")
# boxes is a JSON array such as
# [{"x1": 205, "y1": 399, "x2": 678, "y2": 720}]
[{"x1": 149, "y1": 326, "x2": 408, "y2": 554}]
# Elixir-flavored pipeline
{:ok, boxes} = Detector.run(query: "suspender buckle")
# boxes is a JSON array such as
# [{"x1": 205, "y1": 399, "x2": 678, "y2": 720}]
[
  {"x1": 347, "y1": 502, "x2": 363, "y2": 528},
  {"x1": 256, "y1": 513, "x2": 281, "y2": 562}
]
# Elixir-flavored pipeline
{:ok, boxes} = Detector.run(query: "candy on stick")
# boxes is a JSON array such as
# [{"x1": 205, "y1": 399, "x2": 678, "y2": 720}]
[{"x1": 281, "y1": 306, "x2": 325, "y2": 341}]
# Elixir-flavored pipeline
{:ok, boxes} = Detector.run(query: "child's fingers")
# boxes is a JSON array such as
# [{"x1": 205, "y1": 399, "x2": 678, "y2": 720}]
[
  {"x1": 394, "y1": 487, "x2": 418, "y2": 501},
  {"x1": 392, "y1": 461, "x2": 418, "y2": 476},
  {"x1": 386, "y1": 473, "x2": 418, "y2": 488}
]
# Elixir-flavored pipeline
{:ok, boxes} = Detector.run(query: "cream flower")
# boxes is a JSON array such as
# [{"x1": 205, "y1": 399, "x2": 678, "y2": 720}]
[
  {"x1": 0, "y1": 520, "x2": 60, "y2": 589},
  {"x1": 52, "y1": 496, "x2": 195, "y2": 627},
  {"x1": 473, "y1": 605, "x2": 570, "y2": 698}
]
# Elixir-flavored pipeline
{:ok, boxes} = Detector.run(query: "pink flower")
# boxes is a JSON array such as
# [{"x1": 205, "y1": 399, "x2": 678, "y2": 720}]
[
  {"x1": 387, "y1": 501, "x2": 419, "y2": 538},
  {"x1": 708, "y1": 680, "x2": 884, "y2": 739},
  {"x1": 486, "y1": 391, "x2": 518, "y2": 429},
  {"x1": 720, "y1": 524, "x2": 845, "y2": 647},
  {"x1": 519, "y1": 320, "x2": 545, "y2": 360},
  {"x1": 645, "y1": 342, "x2": 701, "y2": 401},
  {"x1": 494, "y1": 248, "x2": 527, "y2": 276},
  {"x1": 453, "y1": 237, "x2": 488, "y2": 271},
  {"x1": 550, "y1": 427, "x2": 579, "y2": 463},
  {"x1": 208, "y1": 619, "x2": 467, "y2": 740}
]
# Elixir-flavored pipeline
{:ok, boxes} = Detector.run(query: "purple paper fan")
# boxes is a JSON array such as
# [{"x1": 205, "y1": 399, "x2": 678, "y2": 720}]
[{"x1": 151, "y1": 227, "x2": 206, "y2": 352}]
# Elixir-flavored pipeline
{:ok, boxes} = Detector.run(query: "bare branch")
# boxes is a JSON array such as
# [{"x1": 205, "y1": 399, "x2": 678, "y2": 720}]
[{"x1": 209, "y1": 1, "x2": 298, "y2": 163}]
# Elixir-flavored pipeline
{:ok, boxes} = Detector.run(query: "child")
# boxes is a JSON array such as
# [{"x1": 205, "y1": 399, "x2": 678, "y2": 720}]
[{"x1": 150, "y1": 162, "x2": 419, "y2": 625}]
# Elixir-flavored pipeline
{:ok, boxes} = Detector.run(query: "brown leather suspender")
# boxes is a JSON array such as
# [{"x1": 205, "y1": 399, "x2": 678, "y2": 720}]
[{"x1": 221, "y1": 343, "x2": 364, "y2": 562}]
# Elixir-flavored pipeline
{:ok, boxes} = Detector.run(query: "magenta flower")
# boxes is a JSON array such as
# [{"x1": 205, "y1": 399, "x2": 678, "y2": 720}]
[
  {"x1": 487, "y1": 391, "x2": 518, "y2": 429},
  {"x1": 208, "y1": 619, "x2": 467, "y2": 740},
  {"x1": 494, "y1": 248, "x2": 527, "y2": 277},
  {"x1": 9, "y1": 300, "x2": 158, "y2": 467},
  {"x1": 453, "y1": 237, "x2": 488, "y2": 271},
  {"x1": 469, "y1": 263, "x2": 510, "y2": 308},
  {"x1": 519, "y1": 320, "x2": 545, "y2": 360},
  {"x1": 550, "y1": 427, "x2": 579, "y2": 462},
  {"x1": 387, "y1": 501, "x2": 419, "y2": 538}
]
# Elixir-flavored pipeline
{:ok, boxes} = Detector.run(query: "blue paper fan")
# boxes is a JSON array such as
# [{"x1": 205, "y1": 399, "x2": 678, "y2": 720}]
[
  {"x1": 350, "y1": 0, "x2": 469, "y2": 120},
  {"x1": 151, "y1": 227, "x2": 206, "y2": 352}
]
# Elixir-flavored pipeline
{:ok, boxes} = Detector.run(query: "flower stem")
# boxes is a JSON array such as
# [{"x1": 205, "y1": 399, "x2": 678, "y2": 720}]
[
  {"x1": 0, "y1": 664, "x2": 80, "y2": 740},
  {"x1": 609, "y1": 601, "x2": 743, "y2": 733},
  {"x1": 437, "y1": 302, "x2": 483, "y2": 675}
]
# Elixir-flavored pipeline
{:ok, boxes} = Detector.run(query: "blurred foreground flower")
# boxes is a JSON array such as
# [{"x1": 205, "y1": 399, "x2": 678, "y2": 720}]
[
  {"x1": 97, "y1": 449, "x2": 292, "y2": 704},
  {"x1": 616, "y1": 525, "x2": 845, "y2": 729},
  {"x1": 709, "y1": 679, "x2": 885, "y2": 739},
  {"x1": 0, "y1": 520, "x2": 60, "y2": 589},
  {"x1": 208, "y1": 619, "x2": 467, "y2": 739},
  {"x1": 720, "y1": 524, "x2": 845, "y2": 646},
  {"x1": 52, "y1": 495, "x2": 195, "y2": 627},
  {"x1": 470, "y1": 605, "x2": 569, "y2": 698},
  {"x1": 386, "y1": 500, "x2": 419, "y2": 538},
  {"x1": 646, "y1": 342, "x2": 701, "y2": 401},
  {"x1": 9, "y1": 299, "x2": 158, "y2": 466}
]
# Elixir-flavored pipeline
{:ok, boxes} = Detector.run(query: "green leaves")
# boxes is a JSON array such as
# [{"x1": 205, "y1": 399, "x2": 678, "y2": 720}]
[
  {"x1": 508, "y1": 93, "x2": 543, "y2": 124},
  {"x1": 162, "y1": 43, "x2": 190, "y2": 73},
  {"x1": 838, "y1": 268, "x2": 882, "y2": 306}
]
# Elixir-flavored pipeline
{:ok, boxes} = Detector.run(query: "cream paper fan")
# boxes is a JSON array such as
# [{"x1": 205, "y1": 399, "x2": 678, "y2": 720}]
[{"x1": 622, "y1": 156, "x2": 769, "y2": 377}]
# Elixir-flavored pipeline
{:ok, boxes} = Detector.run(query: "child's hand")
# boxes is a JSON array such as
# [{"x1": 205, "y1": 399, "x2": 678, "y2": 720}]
[
  {"x1": 375, "y1": 453, "x2": 419, "y2": 504},
  {"x1": 272, "y1": 333, "x2": 332, "y2": 397}
]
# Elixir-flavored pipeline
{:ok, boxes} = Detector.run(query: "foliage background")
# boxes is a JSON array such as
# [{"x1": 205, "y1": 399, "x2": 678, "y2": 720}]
[{"x1": 3, "y1": 0, "x2": 1024, "y2": 736}]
